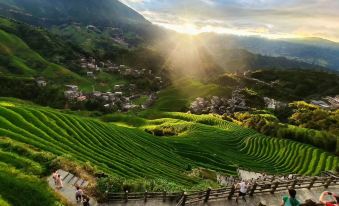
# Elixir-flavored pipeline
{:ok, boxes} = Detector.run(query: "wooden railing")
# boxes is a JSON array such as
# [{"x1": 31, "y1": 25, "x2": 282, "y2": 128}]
[
  {"x1": 105, "y1": 173, "x2": 338, "y2": 205},
  {"x1": 181, "y1": 176, "x2": 338, "y2": 206},
  {"x1": 105, "y1": 190, "x2": 182, "y2": 203}
]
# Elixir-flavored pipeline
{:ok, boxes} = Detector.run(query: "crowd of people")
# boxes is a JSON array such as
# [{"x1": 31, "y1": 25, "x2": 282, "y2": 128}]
[
  {"x1": 52, "y1": 170, "x2": 91, "y2": 206},
  {"x1": 234, "y1": 180, "x2": 338, "y2": 205}
]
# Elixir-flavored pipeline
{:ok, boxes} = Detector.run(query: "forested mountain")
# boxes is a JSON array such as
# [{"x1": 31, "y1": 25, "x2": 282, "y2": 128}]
[
  {"x1": 0, "y1": 0, "x2": 148, "y2": 28},
  {"x1": 200, "y1": 33, "x2": 339, "y2": 71}
]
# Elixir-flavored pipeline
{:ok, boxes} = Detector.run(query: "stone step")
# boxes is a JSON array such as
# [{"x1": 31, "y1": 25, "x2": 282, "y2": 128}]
[
  {"x1": 74, "y1": 178, "x2": 86, "y2": 187},
  {"x1": 57, "y1": 169, "x2": 69, "y2": 180},
  {"x1": 82, "y1": 180, "x2": 89, "y2": 187},
  {"x1": 63, "y1": 173, "x2": 74, "y2": 183},
  {"x1": 68, "y1": 175, "x2": 79, "y2": 185}
]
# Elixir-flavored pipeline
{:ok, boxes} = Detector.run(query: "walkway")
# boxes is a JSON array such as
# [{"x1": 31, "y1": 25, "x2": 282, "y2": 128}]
[
  {"x1": 102, "y1": 186, "x2": 338, "y2": 206},
  {"x1": 191, "y1": 186, "x2": 338, "y2": 206},
  {"x1": 47, "y1": 170, "x2": 338, "y2": 206},
  {"x1": 47, "y1": 169, "x2": 98, "y2": 206}
]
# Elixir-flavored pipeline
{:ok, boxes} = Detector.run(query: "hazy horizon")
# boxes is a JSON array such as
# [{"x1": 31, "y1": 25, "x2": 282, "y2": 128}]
[{"x1": 120, "y1": 0, "x2": 339, "y2": 42}]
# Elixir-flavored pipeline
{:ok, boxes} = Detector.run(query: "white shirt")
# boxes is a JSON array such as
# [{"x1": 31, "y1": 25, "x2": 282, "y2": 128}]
[{"x1": 239, "y1": 182, "x2": 248, "y2": 193}]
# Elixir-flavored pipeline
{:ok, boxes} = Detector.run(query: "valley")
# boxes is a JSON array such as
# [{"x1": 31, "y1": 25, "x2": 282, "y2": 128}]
[{"x1": 0, "y1": 0, "x2": 338, "y2": 205}]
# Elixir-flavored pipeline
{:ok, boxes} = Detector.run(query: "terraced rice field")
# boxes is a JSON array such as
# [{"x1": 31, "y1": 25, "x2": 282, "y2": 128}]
[
  {"x1": 144, "y1": 113, "x2": 338, "y2": 176},
  {"x1": 0, "y1": 101, "x2": 337, "y2": 192}
]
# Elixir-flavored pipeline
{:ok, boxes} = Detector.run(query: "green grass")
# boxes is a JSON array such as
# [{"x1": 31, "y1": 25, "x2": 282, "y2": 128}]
[
  {"x1": 147, "y1": 79, "x2": 231, "y2": 112},
  {"x1": 0, "y1": 99, "x2": 336, "y2": 180},
  {"x1": 0, "y1": 163, "x2": 59, "y2": 206},
  {"x1": 0, "y1": 196, "x2": 11, "y2": 206},
  {"x1": 0, "y1": 28, "x2": 86, "y2": 84},
  {"x1": 0, "y1": 99, "x2": 337, "y2": 205}
]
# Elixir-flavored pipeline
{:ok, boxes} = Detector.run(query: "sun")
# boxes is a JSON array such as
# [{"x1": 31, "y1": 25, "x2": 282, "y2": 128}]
[{"x1": 179, "y1": 23, "x2": 200, "y2": 35}]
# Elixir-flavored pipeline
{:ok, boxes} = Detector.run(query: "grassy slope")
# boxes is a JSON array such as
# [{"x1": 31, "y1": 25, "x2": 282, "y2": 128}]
[
  {"x1": 0, "y1": 163, "x2": 59, "y2": 206},
  {"x1": 0, "y1": 98, "x2": 337, "y2": 204},
  {"x1": 0, "y1": 27, "x2": 86, "y2": 84},
  {"x1": 0, "y1": 135, "x2": 62, "y2": 206},
  {"x1": 0, "y1": 99, "x2": 336, "y2": 183},
  {"x1": 149, "y1": 79, "x2": 232, "y2": 112}
]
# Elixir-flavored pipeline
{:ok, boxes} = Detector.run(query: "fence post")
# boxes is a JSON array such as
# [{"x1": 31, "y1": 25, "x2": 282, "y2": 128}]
[
  {"x1": 270, "y1": 182, "x2": 279, "y2": 194},
  {"x1": 308, "y1": 177, "x2": 317, "y2": 189},
  {"x1": 144, "y1": 190, "x2": 148, "y2": 202},
  {"x1": 228, "y1": 185, "x2": 235, "y2": 200},
  {"x1": 204, "y1": 187, "x2": 211, "y2": 203},
  {"x1": 325, "y1": 177, "x2": 334, "y2": 188},
  {"x1": 291, "y1": 179, "x2": 298, "y2": 189},
  {"x1": 124, "y1": 190, "x2": 128, "y2": 203},
  {"x1": 249, "y1": 182, "x2": 257, "y2": 196},
  {"x1": 181, "y1": 192, "x2": 188, "y2": 206},
  {"x1": 162, "y1": 190, "x2": 167, "y2": 202}
]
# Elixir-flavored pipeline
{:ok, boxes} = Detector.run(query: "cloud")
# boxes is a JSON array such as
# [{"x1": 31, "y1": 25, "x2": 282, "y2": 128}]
[{"x1": 120, "y1": 0, "x2": 339, "y2": 41}]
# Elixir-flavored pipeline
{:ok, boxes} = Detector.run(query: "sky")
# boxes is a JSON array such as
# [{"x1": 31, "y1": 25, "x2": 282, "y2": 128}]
[{"x1": 120, "y1": 0, "x2": 339, "y2": 42}]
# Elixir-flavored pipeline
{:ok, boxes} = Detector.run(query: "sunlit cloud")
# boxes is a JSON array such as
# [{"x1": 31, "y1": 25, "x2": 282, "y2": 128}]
[{"x1": 120, "y1": 0, "x2": 339, "y2": 42}]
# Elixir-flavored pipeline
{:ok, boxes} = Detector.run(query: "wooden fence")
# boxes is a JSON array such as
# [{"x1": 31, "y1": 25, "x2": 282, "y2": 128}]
[
  {"x1": 177, "y1": 175, "x2": 338, "y2": 206},
  {"x1": 105, "y1": 191, "x2": 183, "y2": 203},
  {"x1": 104, "y1": 173, "x2": 338, "y2": 205}
]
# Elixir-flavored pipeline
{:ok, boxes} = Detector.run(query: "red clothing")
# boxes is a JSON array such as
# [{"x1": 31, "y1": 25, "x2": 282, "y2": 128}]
[{"x1": 325, "y1": 202, "x2": 337, "y2": 206}]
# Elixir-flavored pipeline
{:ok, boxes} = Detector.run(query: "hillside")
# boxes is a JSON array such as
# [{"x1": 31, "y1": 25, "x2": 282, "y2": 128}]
[
  {"x1": 0, "y1": 17, "x2": 85, "y2": 66},
  {"x1": 0, "y1": 0, "x2": 162, "y2": 49},
  {"x1": 0, "y1": 98, "x2": 337, "y2": 205},
  {"x1": 200, "y1": 33, "x2": 339, "y2": 71},
  {"x1": 0, "y1": 99, "x2": 337, "y2": 180},
  {"x1": 213, "y1": 69, "x2": 339, "y2": 101},
  {"x1": 0, "y1": 0, "x2": 148, "y2": 29},
  {"x1": 0, "y1": 25, "x2": 85, "y2": 82}
]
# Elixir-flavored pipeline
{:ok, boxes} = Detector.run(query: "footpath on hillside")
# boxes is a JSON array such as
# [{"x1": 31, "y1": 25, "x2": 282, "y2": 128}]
[
  {"x1": 48, "y1": 170, "x2": 338, "y2": 206},
  {"x1": 96, "y1": 186, "x2": 339, "y2": 206},
  {"x1": 47, "y1": 169, "x2": 98, "y2": 206}
]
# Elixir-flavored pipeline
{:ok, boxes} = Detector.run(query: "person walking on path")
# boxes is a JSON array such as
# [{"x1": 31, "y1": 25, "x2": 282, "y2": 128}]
[
  {"x1": 82, "y1": 195, "x2": 90, "y2": 206},
  {"x1": 56, "y1": 174, "x2": 63, "y2": 189},
  {"x1": 75, "y1": 186, "x2": 84, "y2": 202},
  {"x1": 52, "y1": 170, "x2": 59, "y2": 186},
  {"x1": 235, "y1": 180, "x2": 249, "y2": 203},
  {"x1": 281, "y1": 189, "x2": 300, "y2": 206}
]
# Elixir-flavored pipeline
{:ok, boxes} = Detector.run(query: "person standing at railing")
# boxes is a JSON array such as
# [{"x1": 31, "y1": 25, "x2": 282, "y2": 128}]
[
  {"x1": 319, "y1": 191, "x2": 338, "y2": 206},
  {"x1": 235, "y1": 180, "x2": 250, "y2": 203},
  {"x1": 280, "y1": 189, "x2": 300, "y2": 206}
]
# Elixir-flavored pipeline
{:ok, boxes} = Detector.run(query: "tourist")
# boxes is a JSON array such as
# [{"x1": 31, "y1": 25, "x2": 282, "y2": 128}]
[
  {"x1": 319, "y1": 191, "x2": 338, "y2": 206},
  {"x1": 56, "y1": 174, "x2": 63, "y2": 189},
  {"x1": 75, "y1": 186, "x2": 84, "y2": 202},
  {"x1": 82, "y1": 195, "x2": 90, "y2": 206},
  {"x1": 235, "y1": 180, "x2": 249, "y2": 203},
  {"x1": 281, "y1": 189, "x2": 300, "y2": 206},
  {"x1": 52, "y1": 170, "x2": 59, "y2": 185}
]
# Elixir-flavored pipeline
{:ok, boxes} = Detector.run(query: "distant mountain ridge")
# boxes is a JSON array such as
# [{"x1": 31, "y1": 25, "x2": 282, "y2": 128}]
[
  {"x1": 200, "y1": 33, "x2": 339, "y2": 71},
  {"x1": 0, "y1": 0, "x2": 148, "y2": 27}
]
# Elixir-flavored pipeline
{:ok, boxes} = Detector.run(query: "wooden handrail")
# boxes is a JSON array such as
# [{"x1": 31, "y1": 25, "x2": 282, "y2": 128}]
[{"x1": 105, "y1": 174, "x2": 339, "y2": 204}]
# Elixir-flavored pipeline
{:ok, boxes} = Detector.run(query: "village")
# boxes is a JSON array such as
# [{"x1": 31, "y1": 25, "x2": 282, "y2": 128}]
[
  {"x1": 35, "y1": 57, "x2": 164, "y2": 112},
  {"x1": 310, "y1": 96, "x2": 339, "y2": 109}
]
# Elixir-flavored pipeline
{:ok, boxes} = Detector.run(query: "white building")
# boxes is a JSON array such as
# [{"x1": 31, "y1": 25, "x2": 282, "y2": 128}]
[
  {"x1": 36, "y1": 80, "x2": 47, "y2": 87},
  {"x1": 65, "y1": 85, "x2": 78, "y2": 91},
  {"x1": 310, "y1": 100, "x2": 331, "y2": 109}
]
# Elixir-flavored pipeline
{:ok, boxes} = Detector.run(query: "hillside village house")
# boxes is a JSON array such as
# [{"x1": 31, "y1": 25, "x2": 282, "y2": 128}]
[
  {"x1": 324, "y1": 95, "x2": 339, "y2": 109},
  {"x1": 64, "y1": 85, "x2": 80, "y2": 100},
  {"x1": 264, "y1": 97, "x2": 286, "y2": 110},
  {"x1": 310, "y1": 100, "x2": 331, "y2": 109},
  {"x1": 87, "y1": 71, "x2": 94, "y2": 77},
  {"x1": 36, "y1": 80, "x2": 47, "y2": 87},
  {"x1": 77, "y1": 96, "x2": 87, "y2": 102},
  {"x1": 114, "y1": 85, "x2": 122, "y2": 90},
  {"x1": 65, "y1": 85, "x2": 78, "y2": 91}
]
